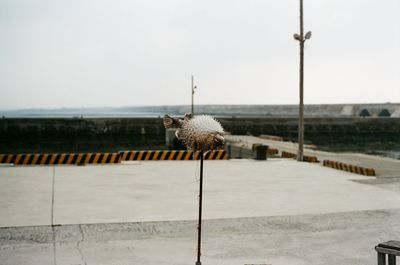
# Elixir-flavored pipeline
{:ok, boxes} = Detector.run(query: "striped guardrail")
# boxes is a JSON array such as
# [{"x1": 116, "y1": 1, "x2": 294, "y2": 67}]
[
  {"x1": 281, "y1": 151, "x2": 297, "y2": 159},
  {"x1": 267, "y1": 148, "x2": 279, "y2": 156},
  {"x1": 323, "y1": 160, "x2": 376, "y2": 176},
  {"x1": 119, "y1": 150, "x2": 229, "y2": 161},
  {"x1": 0, "y1": 150, "x2": 229, "y2": 166},
  {"x1": 0, "y1": 153, "x2": 121, "y2": 165},
  {"x1": 281, "y1": 151, "x2": 319, "y2": 163}
]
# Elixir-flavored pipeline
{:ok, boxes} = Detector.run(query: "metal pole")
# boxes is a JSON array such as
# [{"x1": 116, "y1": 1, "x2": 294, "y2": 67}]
[
  {"x1": 297, "y1": 0, "x2": 304, "y2": 162},
  {"x1": 191, "y1": 75, "x2": 194, "y2": 115},
  {"x1": 196, "y1": 150, "x2": 204, "y2": 265}
]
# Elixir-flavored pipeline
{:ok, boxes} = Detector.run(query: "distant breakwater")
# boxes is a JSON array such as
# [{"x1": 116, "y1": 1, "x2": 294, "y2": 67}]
[{"x1": 0, "y1": 117, "x2": 399, "y2": 157}]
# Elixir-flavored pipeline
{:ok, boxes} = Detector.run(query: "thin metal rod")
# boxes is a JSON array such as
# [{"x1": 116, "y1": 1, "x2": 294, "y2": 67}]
[
  {"x1": 196, "y1": 150, "x2": 204, "y2": 265},
  {"x1": 191, "y1": 75, "x2": 194, "y2": 115},
  {"x1": 297, "y1": 0, "x2": 305, "y2": 162}
]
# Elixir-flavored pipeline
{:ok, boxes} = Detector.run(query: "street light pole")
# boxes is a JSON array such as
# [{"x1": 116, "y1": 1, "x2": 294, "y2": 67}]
[
  {"x1": 191, "y1": 75, "x2": 196, "y2": 115},
  {"x1": 298, "y1": 0, "x2": 305, "y2": 162},
  {"x1": 293, "y1": 0, "x2": 311, "y2": 162}
]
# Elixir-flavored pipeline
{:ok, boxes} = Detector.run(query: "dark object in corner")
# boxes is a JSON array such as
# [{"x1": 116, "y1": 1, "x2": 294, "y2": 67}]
[{"x1": 375, "y1": 240, "x2": 400, "y2": 265}]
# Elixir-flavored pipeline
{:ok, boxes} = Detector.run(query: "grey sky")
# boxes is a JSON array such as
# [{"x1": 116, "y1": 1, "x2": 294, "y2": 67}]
[{"x1": 0, "y1": 0, "x2": 399, "y2": 109}]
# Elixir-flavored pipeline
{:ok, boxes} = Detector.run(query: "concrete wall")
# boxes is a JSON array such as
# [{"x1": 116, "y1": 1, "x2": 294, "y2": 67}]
[
  {"x1": 219, "y1": 117, "x2": 400, "y2": 152},
  {"x1": 0, "y1": 118, "x2": 165, "y2": 153},
  {"x1": 0, "y1": 117, "x2": 399, "y2": 153}
]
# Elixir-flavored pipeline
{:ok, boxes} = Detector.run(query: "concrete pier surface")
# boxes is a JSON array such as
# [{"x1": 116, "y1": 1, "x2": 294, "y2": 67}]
[{"x1": 1, "y1": 159, "x2": 400, "y2": 264}]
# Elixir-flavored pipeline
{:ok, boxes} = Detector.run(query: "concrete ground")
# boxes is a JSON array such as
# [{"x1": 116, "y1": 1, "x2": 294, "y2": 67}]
[{"x1": 1, "y1": 159, "x2": 400, "y2": 264}]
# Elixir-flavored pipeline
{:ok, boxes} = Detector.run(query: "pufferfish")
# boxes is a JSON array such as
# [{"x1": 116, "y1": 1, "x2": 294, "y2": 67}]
[{"x1": 163, "y1": 113, "x2": 225, "y2": 151}]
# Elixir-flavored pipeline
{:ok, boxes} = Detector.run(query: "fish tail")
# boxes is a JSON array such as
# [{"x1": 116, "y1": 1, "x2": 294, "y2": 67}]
[{"x1": 163, "y1": 115, "x2": 175, "y2": 128}]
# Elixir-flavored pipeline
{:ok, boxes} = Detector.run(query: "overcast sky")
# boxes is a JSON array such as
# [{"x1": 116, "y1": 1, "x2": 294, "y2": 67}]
[{"x1": 0, "y1": 0, "x2": 399, "y2": 109}]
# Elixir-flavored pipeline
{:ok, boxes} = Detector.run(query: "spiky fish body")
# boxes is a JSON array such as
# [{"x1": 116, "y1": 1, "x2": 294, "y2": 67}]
[{"x1": 163, "y1": 113, "x2": 225, "y2": 151}]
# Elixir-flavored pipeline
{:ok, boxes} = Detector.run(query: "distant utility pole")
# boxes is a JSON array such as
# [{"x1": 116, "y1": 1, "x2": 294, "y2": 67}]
[
  {"x1": 293, "y1": 0, "x2": 311, "y2": 162},
  {"x1": 191, "y1": 75, "x2": 197, "y2": 115}
]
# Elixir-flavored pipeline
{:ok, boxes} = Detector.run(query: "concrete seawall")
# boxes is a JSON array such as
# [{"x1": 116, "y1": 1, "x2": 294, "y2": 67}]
[
  {"x1": 221, "y1": 117, "x2": 400, "y2": 152},
  {"x1": 0, "y1": 118, "x2": 165, "y2": 153},
  {"x1": 0, "y1": 117, "x2": 399, "y2": 153}
]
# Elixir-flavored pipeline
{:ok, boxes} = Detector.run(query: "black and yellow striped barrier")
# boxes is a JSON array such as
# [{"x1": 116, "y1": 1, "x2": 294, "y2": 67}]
[
  {"x1": 267, "y1": 148, "x2": 279, "y2": 156},
  {"x1": 281, "y1": 151, "x2": 297, "y2": 159},
  {"x1": 323, "y1": 160, "x2": 376, "y2": 176},
  {"x1": 281, "y1": 151, "x2": 319, "y2": 163},
  {"x1": 0, "y1": 150, "x2": 229, "y2": 166},
  {"x1": 119, "y1": 150, "x2": 229, "y2": 161},
  {"x1": 0, "y1": 153, "x2": 121, "y2": 166}
]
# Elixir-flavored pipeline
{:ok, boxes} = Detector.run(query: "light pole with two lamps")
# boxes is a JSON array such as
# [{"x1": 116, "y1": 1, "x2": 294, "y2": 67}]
[
  {"x1": 191, "y1": 75, "x2": 197, "y2": 115},
  {"x1": 293, "y1": 0, "x2": 311, "y2": 162}
]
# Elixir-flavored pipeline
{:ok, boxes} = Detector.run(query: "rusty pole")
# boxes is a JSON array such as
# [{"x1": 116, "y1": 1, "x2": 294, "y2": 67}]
[{"x1": 196, "y1": 150, "x2": 204, "y2": 265}]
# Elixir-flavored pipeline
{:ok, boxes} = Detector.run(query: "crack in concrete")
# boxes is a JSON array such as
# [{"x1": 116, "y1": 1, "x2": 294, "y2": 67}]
[
  {"x1": 77, "y1": 224, "x2": 87, "y2": 265},
  {"x1": 51, "y1": 166, "x2": 57, "y2": 265}
]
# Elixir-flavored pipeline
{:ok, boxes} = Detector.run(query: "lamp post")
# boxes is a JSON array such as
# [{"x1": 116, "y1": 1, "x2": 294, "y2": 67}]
[
  {"x1": 293, "y1": 0, "x2": 311, "y2": 162},
  {"x1": 191, "y1": 75, "x2": 197, "y2": 115}
]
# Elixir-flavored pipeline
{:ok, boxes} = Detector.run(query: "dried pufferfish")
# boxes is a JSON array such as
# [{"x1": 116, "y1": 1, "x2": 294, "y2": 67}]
[{"x1": 163, "y1": 113, "x2": 225, "y2": 151}]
